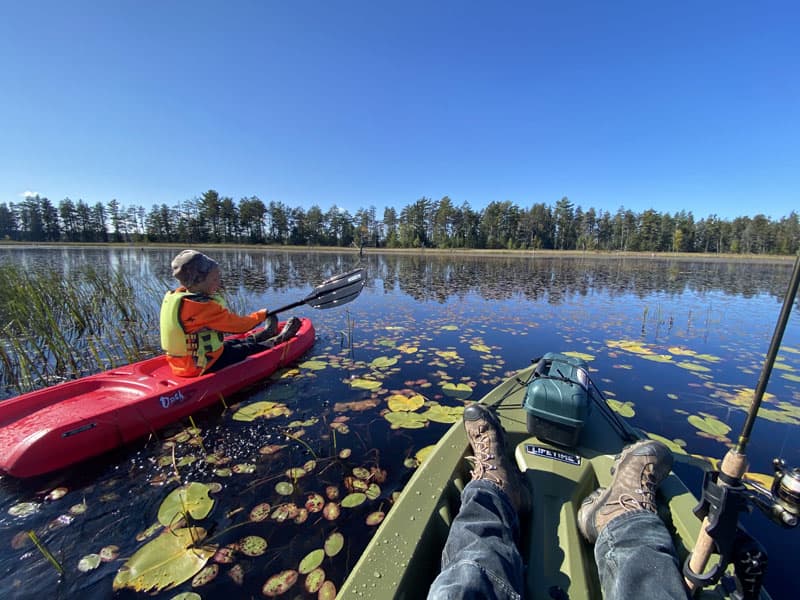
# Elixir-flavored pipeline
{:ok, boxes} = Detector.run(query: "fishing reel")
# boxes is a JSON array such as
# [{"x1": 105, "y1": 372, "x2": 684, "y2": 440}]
[{"x1": 749, "y1": 458, "x2": 800, "y2": 528}]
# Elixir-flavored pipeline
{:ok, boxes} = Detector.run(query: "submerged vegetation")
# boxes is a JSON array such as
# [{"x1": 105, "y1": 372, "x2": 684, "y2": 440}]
[{"x1": 0, "y1": 264, "x2": 162, "y2": 394}]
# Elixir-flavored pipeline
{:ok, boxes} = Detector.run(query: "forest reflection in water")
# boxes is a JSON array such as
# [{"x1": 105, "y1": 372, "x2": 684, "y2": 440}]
[{"x1": 0, "y1": 246, "x2": 797, "y2": 600}]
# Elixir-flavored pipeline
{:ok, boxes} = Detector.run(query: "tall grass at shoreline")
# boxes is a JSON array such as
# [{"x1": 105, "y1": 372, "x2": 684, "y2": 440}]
[{"x1": 0, "y1": 264, "x2": 164, "y2": 395}]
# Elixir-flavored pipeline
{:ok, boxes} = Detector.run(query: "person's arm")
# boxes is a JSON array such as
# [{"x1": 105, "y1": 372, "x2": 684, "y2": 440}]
[{"x1": 181, "y1": 299, "x2": 268, "y2": 334}]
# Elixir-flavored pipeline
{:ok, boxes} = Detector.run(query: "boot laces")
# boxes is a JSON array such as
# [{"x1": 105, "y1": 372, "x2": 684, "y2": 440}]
[
  {"x1": 465, "y1": 424, "x2": 503, "y2": 486},
  {"x1": 613, "y1": 463, "x2": 658, "y2": 513}
]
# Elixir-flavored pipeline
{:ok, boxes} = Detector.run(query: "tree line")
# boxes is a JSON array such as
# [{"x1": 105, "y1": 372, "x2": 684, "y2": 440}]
[{"x1": 1, "y1": 191, "x2": 798, "y2": 255}]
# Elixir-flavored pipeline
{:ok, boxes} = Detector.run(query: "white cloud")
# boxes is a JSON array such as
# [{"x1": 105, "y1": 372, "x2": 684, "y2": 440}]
[{"x1": 21, "y1": 190, "x2": 40, "y2": 198}]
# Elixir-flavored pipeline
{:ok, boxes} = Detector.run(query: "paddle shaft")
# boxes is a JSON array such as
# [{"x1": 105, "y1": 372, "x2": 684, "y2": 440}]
[
  {"x1": 686, "y1": 254, "x2": 800, "y2": 592},
  {"x1": 268, "y1": 268, "x2": 365, "y2": 316}
]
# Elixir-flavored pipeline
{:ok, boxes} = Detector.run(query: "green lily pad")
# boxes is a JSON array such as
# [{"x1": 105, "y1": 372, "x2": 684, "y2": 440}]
[
  {"x1": 304, "y1": 567, "x2": 326, "y2": 593},
  {"x1": 157, "y1": 483, "x2": 214, "y2": 527},
  {"x1": 421, "y1": 404, "x2": 464, "y2": 423},
  {"x1": 384, "y1": 411, "x2": 427, "y2": 429},
  {"x1": 113, "y1": 527, "x2": 216, "y2": 593},
  {"x1": 687, "y1": 414, "x2": 731, "y2": 437},
  {"x1": 341, "y1": 492, "x2": 367, "y2": 508},
  {"x1": 298, "y1": 548, "x2": 325, "y2": 574},
  {"x1": 324, "y1": 532, "x2": 344, "y2": 557},
  {"x1": 370, "y1": 356, "x2": 398, "y2": 368}
]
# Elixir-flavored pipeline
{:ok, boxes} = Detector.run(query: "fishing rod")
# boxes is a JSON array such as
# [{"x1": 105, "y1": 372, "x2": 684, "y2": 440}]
[{"x1": 684, "y1": 254, "x2": 800, "y2": 597}]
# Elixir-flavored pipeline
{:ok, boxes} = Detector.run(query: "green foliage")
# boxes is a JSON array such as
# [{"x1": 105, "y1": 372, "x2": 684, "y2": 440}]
[{"x1": 3, "y1": 194, "x2": 798, "y2": 254}]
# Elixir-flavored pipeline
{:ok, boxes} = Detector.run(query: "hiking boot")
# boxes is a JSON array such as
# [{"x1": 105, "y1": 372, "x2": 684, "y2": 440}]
[
  {"x1": 271, "y1": 317, "x2": 302, "y2": 344},
  {"x1": 463, "y1": 403, "x2": 527, "y2": 512},
  {"x1": 577, "y1": 439, "x2": 673, "y2": 543},
  {"x1": 248, "y1": 315, "x2": 279, "y2": 343}
]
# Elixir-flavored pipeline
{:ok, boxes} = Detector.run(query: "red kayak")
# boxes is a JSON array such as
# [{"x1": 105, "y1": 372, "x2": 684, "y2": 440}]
[{"x1": 0, "y1": 318, "x2": 315, "y2": 478}]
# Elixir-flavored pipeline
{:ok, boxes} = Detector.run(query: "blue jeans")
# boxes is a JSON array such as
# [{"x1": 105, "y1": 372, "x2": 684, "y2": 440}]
[{"x1": 427, "y1": 481, "x2": 689, "y2": 600}]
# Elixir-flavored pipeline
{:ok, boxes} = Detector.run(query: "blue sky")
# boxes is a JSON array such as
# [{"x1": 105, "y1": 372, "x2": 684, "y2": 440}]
[{"x1": 1, "y1": 1, "x2": 797, "y2": 220}]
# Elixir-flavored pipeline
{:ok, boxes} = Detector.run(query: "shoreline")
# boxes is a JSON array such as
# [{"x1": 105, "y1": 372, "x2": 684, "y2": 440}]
[{"x1": 0, "y1": 240, "x2": 796, "y2": 262}]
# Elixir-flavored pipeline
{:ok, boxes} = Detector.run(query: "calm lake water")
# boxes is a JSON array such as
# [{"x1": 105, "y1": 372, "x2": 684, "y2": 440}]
[{"x1": 1, "y1": 247, "x2": 798, "y2": 599}]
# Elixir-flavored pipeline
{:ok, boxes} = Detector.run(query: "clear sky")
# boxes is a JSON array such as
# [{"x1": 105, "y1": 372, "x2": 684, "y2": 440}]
[{"x1": 1, "y1": 1, "x2": 797, "y2": 220}]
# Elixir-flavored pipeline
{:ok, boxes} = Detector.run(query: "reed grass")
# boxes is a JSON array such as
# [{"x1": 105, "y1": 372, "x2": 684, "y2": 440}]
[{"x1": 0, "y1": 264, "x2": 164, "y2": 395}]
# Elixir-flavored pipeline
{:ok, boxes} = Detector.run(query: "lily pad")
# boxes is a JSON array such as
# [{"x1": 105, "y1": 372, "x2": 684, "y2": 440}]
[
  {"x1": 157, "y1": 483, "x2": 214, "y2": 527},
  {"x1": 371, "y1": 356, "x2": 398, "y2": 368},
  {"x1": 421, "y1": 404, "x2": 464, "y2": 423},
  {"x1": 113, "y1": 527, "x2": 216, "y2": 593},
  {"x1": 78, "y1": 553, "x2": 102, "y2": 572},
  {"x1": 262, "y1": 569, "x2": 299, "y2": 597},
  {"x1": 688, "y1": 414, "x2": 731, "y2": 437},
  {"x1": 441, "y1": 382, "x2": 472, "y2": 399},
  {"x1": 305, "y1": 567, "x2": 326, "y2": 593},
  {"x1": 298, "y1": 548, "x2": 325, "y2": 574},
  {"x1": 299, "y1": 359, "x2": 328, "y2": 370},
  {"x1": 387, "y1": 393, "x2": 425, "y2": 412},
  {"x1": 232, "y1": 401, "x2": 291, "y2": 422},
  {"x1": 384, "y1": 411, "x2": 427, "y2": 429},
  {"x1": 324, "y1": 532, "x2": 344, "y2": 557},
  {"x1": 341, "y1": 492, "x2": 367, "y2": 508},
  {"x1": 348, "y1": 377, "x2": 382, "y2": 391}
]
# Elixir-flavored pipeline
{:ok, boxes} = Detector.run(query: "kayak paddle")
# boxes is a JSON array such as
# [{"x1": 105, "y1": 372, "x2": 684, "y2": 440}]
[{"x1": 270, "y1": 268, "x2": 366, "y2": 315}]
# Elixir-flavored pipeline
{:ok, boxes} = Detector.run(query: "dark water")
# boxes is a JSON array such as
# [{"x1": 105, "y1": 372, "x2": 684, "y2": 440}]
[{"x1": 1, "y1": 247, "x2": 798, "y2": 599}]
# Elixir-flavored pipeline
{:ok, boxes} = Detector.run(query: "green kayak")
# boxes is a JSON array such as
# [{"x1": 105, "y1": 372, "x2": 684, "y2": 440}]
[{"x1": 339, "y1": 353, "x2": 774, "y2": 599}]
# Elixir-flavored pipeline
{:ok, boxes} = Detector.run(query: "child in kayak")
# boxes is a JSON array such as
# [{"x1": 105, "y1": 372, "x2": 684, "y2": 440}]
[{"x1": 160, "y1": 249, "x2": 301, "y2": 377}]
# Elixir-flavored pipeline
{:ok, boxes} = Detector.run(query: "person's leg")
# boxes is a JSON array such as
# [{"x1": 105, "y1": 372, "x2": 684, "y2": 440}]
[
  {"x1": 594, "y1": 510, "x2": 689, "y2": 600},
  {"x1": 206, "y1": 339, "x2": 264, "y2": 372},
  {"x1": 578, "y1": 440, "x2": 689, "y2": 600},
  {"x1": 427, "y1": 404, "x2": 528, "y2": 600},
  {"x1": 428, "y1": 480, "x2": 524, "y2": 600}
]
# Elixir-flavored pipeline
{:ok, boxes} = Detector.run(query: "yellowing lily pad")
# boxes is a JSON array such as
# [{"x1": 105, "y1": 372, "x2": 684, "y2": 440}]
[
  {"x1": 298, "y1": 360, "x2": 327, "y2": 370},
  {"x1": 441, "y1": 382, "x2": 473, "y2": 399},
  {"x1": 348, "y1": 378, "x2": 382, "y2": 391},
  {"x1": 232, "y1": 401, "x2": 291, "y2": 422},
  {"x1": 415, "y1": 445, "x2": 436, "y2": 464},
  {"x1": 562, "y1": 351, "x2": 594, "y2": 362},
  {"x1": 470, "y1": 344, "x2": 491, "y2": 353},
  {"x1": 113, "y1": 527, "x2": 216, "y2": 593},
  {"x1": 677, "y1": 361, "x2": 711, "y2": 372},
  {"x1": 606, "y1": 399, "x2": 635, "y2": 418},
  {"x1": 262, "y1": 570, "x2": 298, "y2": 597},
  {"x1": 387, "y1": 393, "x2": 425, "y2": 412}
]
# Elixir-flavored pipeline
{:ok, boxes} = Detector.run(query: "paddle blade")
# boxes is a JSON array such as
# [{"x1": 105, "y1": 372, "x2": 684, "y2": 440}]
[{"x1": 305, "y1": 268, "x2": 365, "y2": 310}]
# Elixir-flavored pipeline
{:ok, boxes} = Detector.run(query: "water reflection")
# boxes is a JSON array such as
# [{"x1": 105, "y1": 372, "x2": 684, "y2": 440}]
[
  {"x1": 0, "y1": 247, "x2": 797, "y2": 600},
  {"x1": 2, "y1": 246, "x2": 794, "y2": 304}
]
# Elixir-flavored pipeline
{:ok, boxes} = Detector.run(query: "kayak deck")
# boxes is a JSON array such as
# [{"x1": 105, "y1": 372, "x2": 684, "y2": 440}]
[
  {"x1": 0, "y1": 319, "x2": 315, "y2": 478},
  {"x1": 339, "y1": 362, "x2": 767, "y2": 599}
]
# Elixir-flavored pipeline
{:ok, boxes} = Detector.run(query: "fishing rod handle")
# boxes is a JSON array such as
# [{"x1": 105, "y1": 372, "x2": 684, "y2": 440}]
[{"x1": 685, "y1": 449, "x2": 749, "y2": 593}]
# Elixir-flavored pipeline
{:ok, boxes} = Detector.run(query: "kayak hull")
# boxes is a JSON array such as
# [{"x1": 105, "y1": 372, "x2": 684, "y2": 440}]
[
  {"x1": 0, "y1": 319, "x2": 315, "y2": 478},
  {"x1": 339, "y1": 359, "x2": 771, "y2": 599}
]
